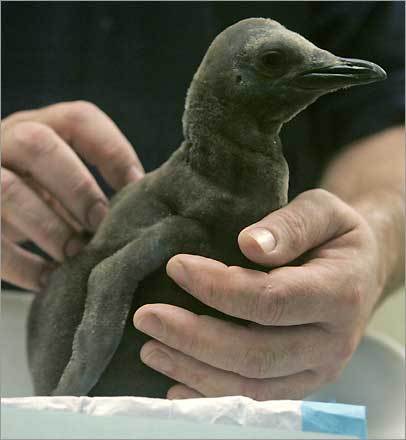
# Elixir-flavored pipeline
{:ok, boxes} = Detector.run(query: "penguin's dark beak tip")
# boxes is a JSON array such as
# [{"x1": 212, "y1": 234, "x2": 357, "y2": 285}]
[
  {"x1": 292, "y1": 57, "x2": 387, "y2": 91},
  {"x1": 335, "y1": 57, "x2": 387, "y2": 81}
]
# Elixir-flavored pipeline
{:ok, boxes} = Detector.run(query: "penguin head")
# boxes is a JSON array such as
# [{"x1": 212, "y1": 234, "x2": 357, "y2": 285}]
[{"x1": 193, "y1": 18, "x2": 386, "y2": 129}]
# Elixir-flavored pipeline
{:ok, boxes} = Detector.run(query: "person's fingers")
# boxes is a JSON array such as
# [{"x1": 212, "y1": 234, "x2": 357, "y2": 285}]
[
  {"x1": 1, "y1": 109, "x2": 37, "y2": 130},
  {"x1": 134, "y1": 304, "x2": 327, "y2": 379},
  {"x1": 30, "y1": 101, "x2": 145, "y2": 189},
  {"x1": 24, "y1": 176, "x2": 84, "y2": 232},
  {"x1": 1, "y1": 236, "x2": 55, "y2": 291},
  {"x1": 167, "y1": 254, "x2": 340, "y2": 325},
  {"x1": 1, "y1": 168, "x2": 86, "y2": 261},
  {"x1": 238, "y1": 189, "x2": 359, "y2": 267},
  {"x1": 141, "y1": 340, "x2": 322, "y2": 400},
  {"x1": 43, "y1": 194, "x2": 84, "y2": 233},
  {"x1": 1, "y1": 220, "x2": 27, "y2": 243},
  {"x1": 166, "y1": 384, "x2": 204, "y2": 399},
  {"x1": 2, "y1": 121, "x2": 109, "y2": 231}
]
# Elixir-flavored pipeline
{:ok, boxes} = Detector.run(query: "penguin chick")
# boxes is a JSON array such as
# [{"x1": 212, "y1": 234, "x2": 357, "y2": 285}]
[{"x1": 28, "y1": 18, "x2": 386, "y2": 398}]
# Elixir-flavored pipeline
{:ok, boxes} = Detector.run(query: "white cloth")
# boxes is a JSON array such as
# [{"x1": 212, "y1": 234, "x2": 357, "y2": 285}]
[{"x1": 2, "y1": 396, "x2": 302, "y2": 431}]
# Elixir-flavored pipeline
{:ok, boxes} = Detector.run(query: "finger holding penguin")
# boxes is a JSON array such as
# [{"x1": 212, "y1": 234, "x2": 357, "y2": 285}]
[
  {"x1": 141, "y1": 339, "x2": 325, "y2": 401},
  {"x1": 166, "y1": 254, "x2": 355, "y2": 326},
  {"x1": 238, "y1": 188, "x2": 359, "y2": 268},
  {"x1": 134, "y1": 303, "x2": 334, "y2": 380}
]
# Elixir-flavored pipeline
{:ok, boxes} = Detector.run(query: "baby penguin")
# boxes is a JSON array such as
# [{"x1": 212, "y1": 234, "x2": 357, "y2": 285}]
[{"x1": 28, "y1": 18, "x2": 386, "y2": 397}]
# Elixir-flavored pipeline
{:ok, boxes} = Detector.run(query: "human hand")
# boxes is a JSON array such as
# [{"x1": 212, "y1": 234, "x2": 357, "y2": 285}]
[
  {"x1": 1, "y1": 101, "x2": 144, "y2": 291},
  {"x1": 134, "y1": 189, "x2": 384, "y2": 400}
]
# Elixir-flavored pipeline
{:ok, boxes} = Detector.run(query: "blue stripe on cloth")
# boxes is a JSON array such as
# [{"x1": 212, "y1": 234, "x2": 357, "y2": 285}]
[{"x1": 301, "y1": 401, "x2": 367, "y2": 439}]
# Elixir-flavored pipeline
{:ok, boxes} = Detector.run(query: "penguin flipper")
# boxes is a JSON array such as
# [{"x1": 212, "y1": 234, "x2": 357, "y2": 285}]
[{"x1": 52, "y1": 216, "x2": 207, "y2": 396}]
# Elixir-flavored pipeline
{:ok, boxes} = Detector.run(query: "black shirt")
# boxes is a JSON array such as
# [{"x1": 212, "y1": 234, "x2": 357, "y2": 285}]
[{"x1": 2, "y1": 1, "x2": 404, "y2": 200}]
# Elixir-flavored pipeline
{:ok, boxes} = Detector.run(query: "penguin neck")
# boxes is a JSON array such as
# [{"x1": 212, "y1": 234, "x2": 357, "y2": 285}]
[{"x1": 182, "y1": 81, "x2": 287, "y2": 193}]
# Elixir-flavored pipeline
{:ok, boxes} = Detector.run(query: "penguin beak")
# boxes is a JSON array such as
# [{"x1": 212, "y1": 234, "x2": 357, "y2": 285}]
[{"x1": 292, "y1": 57, "x2": 387, "y2": 91}]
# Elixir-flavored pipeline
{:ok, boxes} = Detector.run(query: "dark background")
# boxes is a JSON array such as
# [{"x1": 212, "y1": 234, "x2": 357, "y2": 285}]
[
  {"x1": 1, "y1": 2, "x2": 404, "y2": 291},
  {"x1": 2, "y1": 1, "x2": 404, "y2": 199}
]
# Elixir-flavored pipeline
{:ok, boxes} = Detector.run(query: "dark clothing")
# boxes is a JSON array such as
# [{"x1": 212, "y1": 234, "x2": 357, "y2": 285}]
[{"x1": 2, "y1": 1, "x2": 404, "y2": 200}]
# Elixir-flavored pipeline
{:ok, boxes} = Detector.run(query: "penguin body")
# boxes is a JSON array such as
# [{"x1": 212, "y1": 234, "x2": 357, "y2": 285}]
[{"x1": 28, "y1": 18, "x2": 386, "y2": 397}]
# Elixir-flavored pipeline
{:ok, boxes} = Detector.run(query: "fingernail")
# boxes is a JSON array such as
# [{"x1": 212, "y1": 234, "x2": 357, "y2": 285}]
[
  {"x1": 142, "y1": 349, "x2": 173, "y2": 374},
  {"x1": 126, "y1": 166, "x2": 144, "y2": 183},
  {"x1": 247, "y1": 228, "x2": 276, "y2": 253},
  {"x1": 166, "y1": 259, "x2": 188, "y2": 289},
  {"x1": 134, "y1": 314, "x2": 164, "y2": 338},
  {"x1": 87, "y1": 200, "x2": 108, "y2": 231},
  {"x1": 65, "y1": 237, "x2": 86, "y2": 257}
]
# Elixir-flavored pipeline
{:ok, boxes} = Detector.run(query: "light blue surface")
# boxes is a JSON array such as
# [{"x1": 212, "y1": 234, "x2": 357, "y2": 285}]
[{"x1": 302, "y1": 401, "x2": 367, "y2": 440}]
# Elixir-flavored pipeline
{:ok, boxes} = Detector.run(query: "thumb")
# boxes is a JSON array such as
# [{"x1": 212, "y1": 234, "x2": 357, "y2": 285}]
[{"x1": 238, "y1": 189, "x2": 357, "y2": 267}]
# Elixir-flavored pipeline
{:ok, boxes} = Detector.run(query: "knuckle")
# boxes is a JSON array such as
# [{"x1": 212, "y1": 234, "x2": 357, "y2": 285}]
[
  {"x1": 277, "y1": 208, "x2": 309, "y2": 253},
  {"x1": 301, "y1": 189, "x2": 342, "y2": 212},
  {"x1": 225, "y1": 266, "x2": 271, "y2": 323},
  {"x1": 298, "y1": 188, "x2": 348, "y2": 230},
  {"x1": 70, "y1": 176, "x2": 95, "y2": 198},
  {"x1": 200, "y1": 265, "x2": 238, "y2": 307},
  {"x1": 100, "y1": 142, "x2": 125, "y2": 164},
  {"x1": 347, "y1": 283, "x2": 363, "y2": 309},
  {"x1": 238, "y1": 346, "x2": 273, "y2": 379},
  {"x1": 258, "y1": 277, "x2": 287, "y2": 325},
  {"x1": 249, "y1": 288, "x2": 264, "y2": 324},
  {"x1": 224, "y1": 265, "x2": 245, "y2": 299},
  {"x1": 40, "y1": 218, "x2": 68, "y2": 242},
  {"x1": 349, "y1": 219, "x2": 375, "y2": 248},
  {"x1": 334, "y1": 337, "x2": 357, "y2": 364},
  {"x1": 1, "y1": 110, "x2": 31, "y2": 130},
  {"x1": 1, "y1": 169, "x2": 22, "y2": 205},
  {"x1": 12, "y1": 122, "x2": 56, "y2": 157},
  {"x1": 184, "y1": 322, "x2": 204, "y2": 359},
  {"x1": 304, "y1": 188, "x2": 334, "y2": 203},
  {"x1": 288, "y1": 336, "x2": 310, "y2": 363},
  {"x1": 226, "y1": 265, "x2": 246, "y2": 279},
  {"x1": 316, "y1": 189, "x2": 364, "y2": 231},
  {"x1": 186, "y1": 368, "x2": 209, "y2": 391},
  {"x1": 203, "y1": 281, "x2": 218, "y2": 307},
  {"x1": 65, "y1": 100, "x2": 99, "y2": 124},
  {"x1": 192, "y1": 271, "x2": 217, "y2": 304},
  {"x1": 339, "y1": 281, "x2": 363, "y2": 315}
]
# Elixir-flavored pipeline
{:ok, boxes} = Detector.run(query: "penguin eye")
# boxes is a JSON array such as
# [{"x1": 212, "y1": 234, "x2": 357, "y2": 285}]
[
  {"x1": 261, "y1": 51, "x2": 284, "y2": 67},
  {"x1": 257, "y1": 50, "x2": 288, "y2": 76}
]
